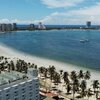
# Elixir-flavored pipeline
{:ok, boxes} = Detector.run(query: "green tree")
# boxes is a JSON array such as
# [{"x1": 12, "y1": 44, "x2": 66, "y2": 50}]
[
  {"x1": 70, "y1": 71, "x2": 79, "y2": 100},
  {"x1": 92, "y1": 80, "x2": 100, "y2": 99},
  {"x1": 80, "y1": 80, "x2": 87, "y2": 98},
  {"x1": 48, "y1": 66, "x2": 56, "y2": 81},
  {"x1": 84, "y1": 71, "x2": 91, "y2": 80},
  {"x1": 78, "y1": 70, "x2": 84, "y2": 79},
  {"x1": 87, "y1": 88, "x2": 92, "y2": 100}
]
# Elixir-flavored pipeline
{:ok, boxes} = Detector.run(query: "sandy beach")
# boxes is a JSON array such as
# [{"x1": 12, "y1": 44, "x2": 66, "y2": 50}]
[
  {"x1": 0, "y1": 43, "x2": 100, "y2": 81},
  {"x1": 0, "y1": 43, "x2": 100, "y2": 100}
]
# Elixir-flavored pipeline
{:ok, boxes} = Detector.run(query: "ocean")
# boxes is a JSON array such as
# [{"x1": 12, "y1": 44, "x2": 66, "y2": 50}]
[{"x1": 0, "y1": 30, "x2": 100, "y2": 71}]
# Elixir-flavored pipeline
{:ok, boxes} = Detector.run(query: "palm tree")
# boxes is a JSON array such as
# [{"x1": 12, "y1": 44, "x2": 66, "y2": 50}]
[
  {"x1": 80, "y1": 80, "x2": 87, "y2": 98},
  {"x1": 34, "y1": 65, "x2": 38, "y2": 69},
  {"x1": 70, "y1": 71, "x2": 77, "y2": 81},
  {"x1": 48, "y1": 66, "x2": 56, "y2": 81},
  {"x1": 78, "y1": 70, "x2": 84, "y2": 79},
  {"x1": 66, "y1": 84, "x2": 71, "y2": 94},
  {"x1": 63, "y1": 72, "x2": 69, "y2": 84},
  {"x1": 84, "y1": 71, "x2": 91, "y2": 80},
  {"x1": 72, "y1": 78, "x2": 79, "y2": 100},
  {"x1": 53, "y1": 72, "x2": 61, "y2": 85},
  {"x1": 70, "y1": 71, "x2": 79, "y2": 100},
  {"x1": 63, "y1": 71, "x2": 71, "y2": 94},
  {"x1": 63, "y1": 71, "x2": 69, "y2": 82},
  {"x1": 92, "y1": 80, "x2": 100, "y2": 99},
  {"x1": 43, "y1": 68, "x2": 48, "y2": 92},
  {"x1": 53, "y1": 72, "x2": 61, "y2": 94},
  {"x1": 8, "y1": 63, "x2": 11, "y2": 72},
  {"x1": 10, "y1": 60, "x2": 15, "y2": 70},
  {"x1": 87, "y1": 88, "x2": 92, "y2": 100},
  {"x1": 39, "y1": 67, "x2": 45, "y2": 78}
]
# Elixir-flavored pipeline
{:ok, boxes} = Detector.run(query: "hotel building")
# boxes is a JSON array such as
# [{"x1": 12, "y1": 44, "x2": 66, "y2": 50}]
[
  {"x1": 0, "y1": 23, "x2": 13, "y2": 32},
  {"x1": 86, "y1": 21, "x2": 91, "y2": 28},
  {"x1": 0, "y1": 68, "x2": 40, "y2": 100}
]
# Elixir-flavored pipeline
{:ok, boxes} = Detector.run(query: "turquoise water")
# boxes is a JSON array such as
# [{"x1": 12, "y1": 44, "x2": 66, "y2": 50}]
[{"x1": 0, "y1": 30, "x2": 100, "y2": 70}]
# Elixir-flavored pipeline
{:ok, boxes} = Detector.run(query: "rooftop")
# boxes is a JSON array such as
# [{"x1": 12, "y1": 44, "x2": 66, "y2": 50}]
[{"x1": 0, "y1": 69, "x2": 37, "y2": 90}]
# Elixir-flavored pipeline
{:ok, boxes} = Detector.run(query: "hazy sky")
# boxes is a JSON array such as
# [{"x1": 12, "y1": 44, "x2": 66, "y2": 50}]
[{"x1": 0, "y1": 0, "x2": 100, "y2": 25}]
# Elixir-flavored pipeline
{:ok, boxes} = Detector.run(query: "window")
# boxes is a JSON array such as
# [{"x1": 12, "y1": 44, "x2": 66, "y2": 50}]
[
  {"x1": 6, "y1": 94, "x2": 10, "y2": 97},
  {"x1": 22, "y1": 95, "x2": 26, "y2": 100},
  {"x1": 29, "y1": 86, "x2": 32, "y2": 91},
  {"x1": 14, "y1": 97, "x2": 18, "y2": 100},
  {"x1": 29, "y1": 92, "x2": 32, "y2": 97},
  {"x1": 6, "y1": 94, "x2": 10, "y2": 100},
  {"x1": 14, "y1": 91, "x2": 18, "y2": 96},
  {"x1": 22, "y1": 88, "x2": 25, "y2": 93}
]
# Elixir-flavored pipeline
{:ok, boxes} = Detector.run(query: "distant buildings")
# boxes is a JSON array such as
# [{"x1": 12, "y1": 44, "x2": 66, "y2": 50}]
[
  {"x1": 0, "y1": 68, "x2": 40, "y2": 100},
  {"x1": 13, "y1": 23, "x2": 17, "y2": 30},
  {"x1": 86, "y1": 21, "x2": 91, "y2": 28},
  {"x1": 38, "y1": 22, "x2": 46, "y2": 30},
  {"x1": 29, "y1": 24, "x2": 35, "y2": 30},
  {"x1": 0, "y1": 23, "x2": 14, "y2": 32}
]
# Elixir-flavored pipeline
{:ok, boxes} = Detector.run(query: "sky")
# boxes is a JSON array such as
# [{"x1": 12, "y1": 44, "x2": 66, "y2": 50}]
[{"x1": 0, "y1": 0, "x2": 100, "y2": 25}]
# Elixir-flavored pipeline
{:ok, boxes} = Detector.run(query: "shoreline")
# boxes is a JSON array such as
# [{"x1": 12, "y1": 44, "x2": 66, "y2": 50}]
[
  {"x1": 0, "y1": 43, "x2": 100, "y2": 80},
  {"x1": 1, "y1": 28, "x2": 100, "y2": 34}
]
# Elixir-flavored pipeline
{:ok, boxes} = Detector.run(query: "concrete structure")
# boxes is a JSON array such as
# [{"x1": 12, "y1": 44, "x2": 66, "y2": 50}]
[
  {"x1": 0, "y1": 69, "x2": 40, "y2": 100},
  {"x1": 86, "y1": 21, "x2": 91, "y2": 28}
]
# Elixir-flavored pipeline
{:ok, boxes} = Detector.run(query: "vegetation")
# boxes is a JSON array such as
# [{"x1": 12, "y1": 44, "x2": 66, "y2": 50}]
[{"x1": 0, "y1": 56, "x2": 100, "y2": 100}]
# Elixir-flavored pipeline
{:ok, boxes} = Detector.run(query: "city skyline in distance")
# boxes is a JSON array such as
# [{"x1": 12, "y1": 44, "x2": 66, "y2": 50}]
[{"x1": 0, "y1": 0, "x2": 100, "y2": 25}]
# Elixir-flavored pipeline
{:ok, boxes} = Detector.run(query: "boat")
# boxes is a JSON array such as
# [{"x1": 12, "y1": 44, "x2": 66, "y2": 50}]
[
  {"x1": 80, "y1": 39, "x2": 85, "y2": 43},
  {"x1": 80, "y1": 39, "x2": 90, "y2": 43}
]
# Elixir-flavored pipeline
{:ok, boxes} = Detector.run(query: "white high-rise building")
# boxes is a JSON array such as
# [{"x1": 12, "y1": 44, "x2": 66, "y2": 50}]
[
  {"x1": 0, "y1": 68, "x2": 40, "y2": 100},
  {"x1": 38, "y1": 22, "x2": 46, "y2": 29}
]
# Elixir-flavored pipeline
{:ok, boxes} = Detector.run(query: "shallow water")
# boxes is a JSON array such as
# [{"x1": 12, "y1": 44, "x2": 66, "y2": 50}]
[{"x1": 0, "y1": 30, "x2": 100, "y2": 71}]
